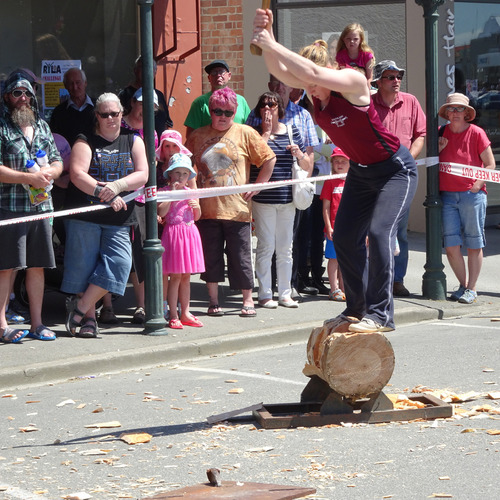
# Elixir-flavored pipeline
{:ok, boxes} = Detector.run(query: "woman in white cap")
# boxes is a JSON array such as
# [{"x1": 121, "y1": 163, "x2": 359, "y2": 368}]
[{"x1": 438, "y1": 93, "x2": 495, "y2": 304}]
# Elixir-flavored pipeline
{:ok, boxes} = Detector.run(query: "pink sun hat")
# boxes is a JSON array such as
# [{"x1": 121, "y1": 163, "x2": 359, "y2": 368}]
[{"x1": 156, "y1": 130, "x2": 191, "y2": 160}]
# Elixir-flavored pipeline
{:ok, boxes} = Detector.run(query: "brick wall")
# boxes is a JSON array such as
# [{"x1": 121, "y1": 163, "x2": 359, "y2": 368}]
[{"x1": 200, "y1": 0, "x2": 245, "y2": 95}]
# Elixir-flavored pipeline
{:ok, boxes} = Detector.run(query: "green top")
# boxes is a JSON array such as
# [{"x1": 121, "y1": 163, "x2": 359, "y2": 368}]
[{"x1": 184, "y1": 91, "x2": 251, "y2": 129}]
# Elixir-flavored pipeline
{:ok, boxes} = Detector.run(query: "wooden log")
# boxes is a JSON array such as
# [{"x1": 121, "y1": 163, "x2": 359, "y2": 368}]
[{"x1": 303, "y1": 321, "x2": 395, "y2": 399}]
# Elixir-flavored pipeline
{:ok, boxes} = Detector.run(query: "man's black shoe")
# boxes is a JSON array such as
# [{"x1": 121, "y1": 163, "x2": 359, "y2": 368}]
[
  {"x1": 312, "y1": 279, "x2": 330, "y2": 295},
  {"x1": 298, "y1": 285, "x2": 319, "y2": 296}
]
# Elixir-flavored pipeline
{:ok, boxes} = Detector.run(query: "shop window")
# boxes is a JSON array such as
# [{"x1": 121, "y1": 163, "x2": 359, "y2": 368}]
[
  {"x1": 0, "y1": 0, "x2": 138, "y2": 115},
  {"x1": 274, "y1": 1, "x2": 406, "y2": 89},
  {"x1": 455, "y1": 1, "x2": 500, "y2": 207}
]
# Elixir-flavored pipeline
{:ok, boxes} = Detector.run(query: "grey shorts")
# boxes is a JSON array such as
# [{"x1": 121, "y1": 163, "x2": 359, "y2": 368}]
[{"x1": 0, "y1": 210, "x2": 55, "y2": 270}]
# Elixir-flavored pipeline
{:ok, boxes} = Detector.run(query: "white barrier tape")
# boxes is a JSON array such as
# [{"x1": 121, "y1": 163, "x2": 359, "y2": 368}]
[
  {"x1": 0, "y1": 174, "x2": 345, "y2": 227},
  {"x1": 156, "y1": 173, "x2": 346, "y2": 201},
  {"x1": 0, "y1": 189, "x2": 143, "y2": 227},
  {"x1": 415, "y1": 157, "x2": 440, "y2": 167}
]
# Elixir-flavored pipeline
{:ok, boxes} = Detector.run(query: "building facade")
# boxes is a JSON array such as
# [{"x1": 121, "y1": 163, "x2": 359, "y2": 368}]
[{"x1": 1, "y1": 0, "x2": 499, "y2": 228}]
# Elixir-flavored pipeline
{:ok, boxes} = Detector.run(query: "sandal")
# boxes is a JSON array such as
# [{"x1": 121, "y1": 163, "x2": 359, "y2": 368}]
[
  {"x1": 0, "y1": 326, "x2": 29, "y2": 344},
  {"x1": 329, "y1": 289, "x2": 346, "y2": 302},
  {"x1": 169, "y1": 318, "x2": 184, "y2": 329},
  {"x1": 239, "y1": 305, "x2": 257, "y2": 317},
  {"x1": 78, "y1": 318, "x2": 99, "y2": 338},
  {"x1": 65, "y1": 297, "x2": 84, "y2": 337},
  {"x1": 207, "y1": 304, "x2": 224, "y2": 317},
  {"x1": 27, "y1": 325, "x2": 56, "y2": 341},
  {"x1": 132, "y1": 306, "x2": 146, "y2": 325}
]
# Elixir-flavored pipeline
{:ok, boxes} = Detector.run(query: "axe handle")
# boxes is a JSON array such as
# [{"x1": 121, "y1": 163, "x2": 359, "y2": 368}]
[{"x1": 250, "y1": 0, "x2": 272, "y2": 56}]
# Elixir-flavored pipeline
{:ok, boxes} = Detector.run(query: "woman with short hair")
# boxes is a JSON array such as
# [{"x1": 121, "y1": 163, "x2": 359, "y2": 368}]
[{"x1": 61, "y1": 92, "x2": 148, "y2": 337}]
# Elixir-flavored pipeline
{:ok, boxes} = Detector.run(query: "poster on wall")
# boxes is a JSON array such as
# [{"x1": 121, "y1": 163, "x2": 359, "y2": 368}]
[{"x1": 41, "y1": 59, "x2": 81, "y2": 118}]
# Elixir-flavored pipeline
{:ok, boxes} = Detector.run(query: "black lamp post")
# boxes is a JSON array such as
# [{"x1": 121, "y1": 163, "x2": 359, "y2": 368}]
[
  {"x1": 138, "y1": 0, "x2": 168, "y2": 334},
  {"x1": 416, "y1": 0, "x2": 447, "y2": 300}
]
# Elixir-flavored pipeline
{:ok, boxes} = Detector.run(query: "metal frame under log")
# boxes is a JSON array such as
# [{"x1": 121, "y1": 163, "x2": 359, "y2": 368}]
[{"x1": 253, "y1": 393, "x2": 453, "y2": 429}]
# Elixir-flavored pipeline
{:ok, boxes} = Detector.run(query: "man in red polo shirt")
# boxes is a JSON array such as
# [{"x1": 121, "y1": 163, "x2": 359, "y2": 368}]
[{"x1": 372, "y1": 60, "x2": 426, "y2": 297}]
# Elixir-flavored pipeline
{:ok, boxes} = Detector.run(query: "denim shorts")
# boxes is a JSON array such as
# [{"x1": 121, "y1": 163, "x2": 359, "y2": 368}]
[
  {"x1": 61, "y1": 219, "x2": 132, "y2": 295},
  {"x1": 441, "y1": 190, "x2": 486, "y2": 249},
  {"x1": 324, "y1": 238, "x2": 337, "y2": 259}
]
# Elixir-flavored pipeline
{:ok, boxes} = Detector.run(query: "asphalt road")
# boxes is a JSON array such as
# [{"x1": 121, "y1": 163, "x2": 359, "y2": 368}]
[{"x1": 0, "y1": 317, "x2": 499, "y2": 500}]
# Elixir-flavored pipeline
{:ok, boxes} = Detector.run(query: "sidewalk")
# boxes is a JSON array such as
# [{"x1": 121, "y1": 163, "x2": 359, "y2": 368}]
[{"x1": 1, "y1": 228, "x2": 499, "y2": 391}]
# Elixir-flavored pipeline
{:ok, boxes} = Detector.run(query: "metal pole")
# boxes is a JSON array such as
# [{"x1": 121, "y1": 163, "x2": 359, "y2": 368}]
[
  {"x1": 138, "y1": 0, "x2": 168, "y2": 334},
  {"x1": 416, "y1": 0, "x2": 447, "y2": 300}
]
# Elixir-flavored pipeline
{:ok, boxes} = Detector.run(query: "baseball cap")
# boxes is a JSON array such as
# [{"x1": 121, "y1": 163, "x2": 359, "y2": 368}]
[
  {"x1": 331, "y1": 147, "x2": 349, "y2": 160},
  {"x1": 204, "y1": 59, "x2": 230, "y2": 74},
  {"x1": 133, "y1": 87, "x2": 159, "y2": 108}
]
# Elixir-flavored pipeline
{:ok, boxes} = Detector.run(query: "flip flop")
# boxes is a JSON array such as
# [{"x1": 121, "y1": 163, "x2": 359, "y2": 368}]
[
  {"x1": 0, "y1": 327, "x2": 29, "y2": 344},
  {"x1": 207, "y1": 305, "x2": 224, "y2": 317},
  {"x1": 239, "y1": 306, "x2": 257, "y2": 317},
  {"x1": 181, "y1": 316, "x2": 203, "y2": 327},
  {"x1": 27, "y1": 325, "x2": 56, "y2": 341},
  {"x1": 169, "y1": 318, "x2": 184, "y2": 329}
]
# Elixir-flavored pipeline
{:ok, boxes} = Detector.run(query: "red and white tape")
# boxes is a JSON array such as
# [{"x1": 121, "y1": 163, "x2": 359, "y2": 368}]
[{"x1": 0, "y1": 173, "x2": 345, "y2": 227}]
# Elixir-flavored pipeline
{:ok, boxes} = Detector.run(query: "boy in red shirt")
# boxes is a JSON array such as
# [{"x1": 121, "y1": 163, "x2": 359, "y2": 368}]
[{"x1": 321, "y1": 148, "x2": 350, "y2": 301}]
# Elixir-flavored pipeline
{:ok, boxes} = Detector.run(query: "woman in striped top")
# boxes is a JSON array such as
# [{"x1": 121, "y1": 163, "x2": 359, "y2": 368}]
[{"x1": 250, "y1": 91, "x2": 309, "y2": 309}]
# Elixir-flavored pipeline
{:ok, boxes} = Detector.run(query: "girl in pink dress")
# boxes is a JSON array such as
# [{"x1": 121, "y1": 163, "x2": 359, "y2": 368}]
[{"x1": 158, "y1": 153, "x2": 205, "y2": 329}]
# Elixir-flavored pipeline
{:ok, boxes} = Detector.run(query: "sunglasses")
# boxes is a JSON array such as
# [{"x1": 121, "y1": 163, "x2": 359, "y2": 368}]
[
  {"x1": 11, "y1": 89, "x2": 33, "y2": 99},
  {"x1": 211, "y1": 108, "x2": 234, "y2": 117},
  {"x1": 447, "y1": 106, "x2": 466, "y2": 113},
  {"x1": 382, "y1": 75, "x2": 403, "y2": 81},
  {"x1": 261, "y1": 101, "x2": 278, "y2": 109},
  {"x1": 97, "y1": 111, "x2": 121, "y2": 118}
]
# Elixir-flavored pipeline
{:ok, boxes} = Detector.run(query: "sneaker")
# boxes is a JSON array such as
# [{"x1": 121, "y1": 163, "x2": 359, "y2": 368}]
[
  {"x1": 329, "y1": 289, "x2": 346, "y2": 302},
  {"x1": 98, "y1": 306, "x2": 119, "y2": 324},
  {"x1": 458, "y1": 289, "x2": 477, "y2": 304},
  {"x1": 393, "y1": 282, "x2": 410, "y2": 297},
  {"x1": 348, "y1": 317, "x2": 394, "y2": 333},
  {"x1": 6, "y1": 308, "x2": 25, "y2": 324},
  {"x1": 323, "y1": 313, "x2": 357, "y2": 329},
  {"x1": 449, "y1": 285, "x2": 467, "y2": 301}
]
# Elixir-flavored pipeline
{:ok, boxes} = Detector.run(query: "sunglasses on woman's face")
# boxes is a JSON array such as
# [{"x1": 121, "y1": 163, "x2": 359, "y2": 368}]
[
  {"x1": 97, "y1": 111, "x2": 121, "y2": 118},
  {"x1": 447, "y1": 106, "x2": 466, "y2": 113},
  {"x1": 261, "y1": 101, "x2": 278, "y2": 109},
  {"x1": 211, "y1": 108, "x2": 234, "y2": 117}
]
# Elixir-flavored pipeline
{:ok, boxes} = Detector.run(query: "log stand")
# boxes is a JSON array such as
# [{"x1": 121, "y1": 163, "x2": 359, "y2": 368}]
[{"x1": 252, "y1": 322, "x2": 453, "y2": 429}]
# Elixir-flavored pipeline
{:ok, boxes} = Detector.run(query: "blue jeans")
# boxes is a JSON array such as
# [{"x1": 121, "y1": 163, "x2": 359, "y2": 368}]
[
  {"x1": 441, "y1": 190, "x2": 486, "y2": 250},
  {"x1": 61, "y1": 219, "x2": 132, "y2": 296}
]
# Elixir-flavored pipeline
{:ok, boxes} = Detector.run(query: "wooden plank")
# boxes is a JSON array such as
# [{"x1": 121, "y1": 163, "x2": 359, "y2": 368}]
[{"x1": 144, "y1": 481, "x2": 316, "y2": 499}]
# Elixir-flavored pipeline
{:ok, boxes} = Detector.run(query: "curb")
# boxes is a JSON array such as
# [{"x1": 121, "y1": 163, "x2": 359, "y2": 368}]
[{"x1": 1, "y1": 301, "x2": 496, "y2": 392}]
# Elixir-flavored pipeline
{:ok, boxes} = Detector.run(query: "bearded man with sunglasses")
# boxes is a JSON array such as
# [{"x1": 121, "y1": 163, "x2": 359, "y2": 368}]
[
  {"x1": 0, "y1": 73, "x2": 63, "y2": 343},
  {"x1": 186, "y1": 87, "x2": 276, "y2": 318},
  {"x1": 372, "y1": 60, "x2": 426, "y2": 298}
]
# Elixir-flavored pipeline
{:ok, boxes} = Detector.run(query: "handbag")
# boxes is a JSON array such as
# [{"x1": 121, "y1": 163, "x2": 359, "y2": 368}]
[{"x1": 287, "y1": 125, "x2": 314, "y2": 210}]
